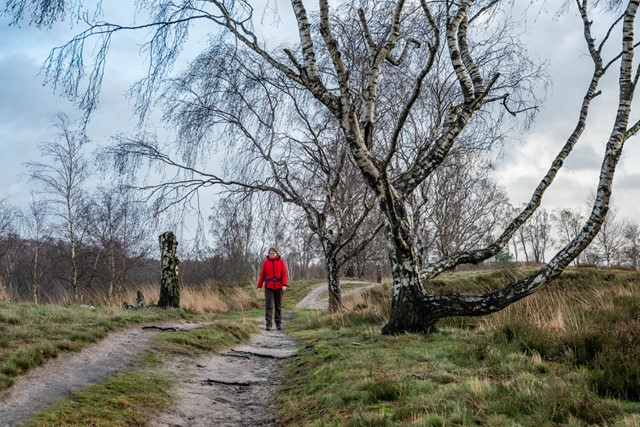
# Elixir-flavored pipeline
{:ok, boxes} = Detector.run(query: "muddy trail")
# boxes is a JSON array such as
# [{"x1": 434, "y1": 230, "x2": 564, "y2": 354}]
[{"x1": 0, "y1": 281, "x2": 378, "y2": 427}]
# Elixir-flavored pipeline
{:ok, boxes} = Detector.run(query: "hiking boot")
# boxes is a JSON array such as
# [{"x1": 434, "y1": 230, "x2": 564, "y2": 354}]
[
  {"x1": 266, "y1": 326, "x2": 272, "y2": 331},
  {"x1": 276, "y1": 325, "x2": 282, "y2": 331}
]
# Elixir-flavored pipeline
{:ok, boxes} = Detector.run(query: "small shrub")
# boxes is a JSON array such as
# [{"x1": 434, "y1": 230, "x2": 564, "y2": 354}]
[
  {"x1": 497, "y1": 321, "x2": 563, "y2": 360},
  {"x1": 589, "y1": 319, "x2": 640, "y2": 400},
  {"x1": 420, "y1": 415, "x2": 445, "y2": 427},
  {"x1": 391, "y1": 404, "x2": 426, "y2": 422},
  {"x1": 346, "y1": 412, "x2": 395, "y2": 427},
  {"x1": 364, "y1": 377, "x2": 403, "y2": 402},
  {"x1": 565, "y1": 329, "x2": 604, "y2": 366}
]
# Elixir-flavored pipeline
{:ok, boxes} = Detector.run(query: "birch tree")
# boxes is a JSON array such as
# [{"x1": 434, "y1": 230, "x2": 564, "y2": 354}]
[
  {"x1": 6, "y1": 0, "x2": 640, "y2": 333},
  {"x1": 621, "y1": 220, "x2": 640, "y2": 270},
  {"x1": 590, "y1": 203, "x2": 625, "y2": 267},
  {"x1": 0, "y1": 199, "x2": 19, "y2": 299},
  {"x1": 25, "y1": 113, "x2": 89, "y2": 302},
  {"x1": 412, "y1": 153, "x2": 510, "y2": 263},
  {"x1": 522, "y1": 208, "x2": 553, "y2": 264},
  {"x1": 23, "y1": 194, "x2": 49, "y2": 304},
  {"x1": 108, "y1": 51, "x2": 383, "y2": 310},
  {"x1": 86, "y1": 186, "x2": 151, "y2": 299}
]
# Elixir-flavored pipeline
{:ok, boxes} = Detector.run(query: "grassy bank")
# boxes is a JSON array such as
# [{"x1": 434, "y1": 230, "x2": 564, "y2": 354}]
[
  {"x1": 0, "y1": 280, "x2": 260, "y2": 392},
  {"x1": 281, "y1": 267, "x2": 640, "y2": 426}
]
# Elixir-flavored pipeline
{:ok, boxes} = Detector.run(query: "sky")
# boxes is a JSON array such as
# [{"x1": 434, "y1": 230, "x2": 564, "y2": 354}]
[{"x1": 0, "y1": 2, "x2": 639, "y2": 241}]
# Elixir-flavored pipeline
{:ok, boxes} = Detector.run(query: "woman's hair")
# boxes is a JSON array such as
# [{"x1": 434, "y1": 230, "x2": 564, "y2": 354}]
[{"x1": 268, "y1": 247, "x2": 278, "y2": 255}]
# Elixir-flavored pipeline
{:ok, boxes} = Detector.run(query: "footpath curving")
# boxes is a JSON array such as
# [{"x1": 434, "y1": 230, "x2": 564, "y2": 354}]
[
  {"x1": 296, "y1": 280, "x2": 380, "y2": 310},
  {"x1": 0, "y1": 280, "x2": 379, "y2": 426},
  {"x1": 0, "y1": 322, "x2": 204, "y2": 427}
]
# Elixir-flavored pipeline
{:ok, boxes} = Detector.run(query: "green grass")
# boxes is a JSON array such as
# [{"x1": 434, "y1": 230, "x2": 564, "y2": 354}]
[
  {"x1": 5, "y1": 268, "x2": 640, "y2": 426},
  {"x1": 278, "y1": 267, "x2": 640, "y2": 426},
  {"x1": 22, "y1": 369, "x2": 175, "y2": 427},
  {"x1": 0, "y1": 302, "x2": 204, "y2": 391}
]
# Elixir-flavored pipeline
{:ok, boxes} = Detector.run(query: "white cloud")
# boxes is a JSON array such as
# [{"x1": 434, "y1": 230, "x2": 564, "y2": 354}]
[{"x1": 1, "y1": 3, "x2": 639, "y2": 232}]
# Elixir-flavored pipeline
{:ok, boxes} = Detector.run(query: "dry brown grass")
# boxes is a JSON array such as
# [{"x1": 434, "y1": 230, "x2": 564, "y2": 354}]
[
  {"x1": 302, "y1": 284, "x2": 391, "y2": 329},
  {"x1": 108, "y1": 283, "x2": 260, "y2": 314},
  {"x1": 478, "y1": 281, "x2": 640, "y2": 336},
  {"x1": 0, "y1": 279, "x2": 8, "y2": 302}
]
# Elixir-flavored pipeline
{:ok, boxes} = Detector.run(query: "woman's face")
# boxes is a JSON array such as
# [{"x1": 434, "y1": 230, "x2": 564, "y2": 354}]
[{"x1": 269, "y1": 250, "x2": 277, "y2": 259}]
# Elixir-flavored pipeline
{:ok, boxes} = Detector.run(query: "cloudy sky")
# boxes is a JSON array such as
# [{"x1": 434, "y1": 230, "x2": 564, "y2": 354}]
[{"x1": 1, "y1": 2, "x2": 639, "y2": 237}]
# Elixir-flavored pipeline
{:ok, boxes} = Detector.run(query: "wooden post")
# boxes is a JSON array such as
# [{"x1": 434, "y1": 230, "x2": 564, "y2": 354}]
[{"x1": 158, "y1": 231, "x2": 180, "y2": 308}]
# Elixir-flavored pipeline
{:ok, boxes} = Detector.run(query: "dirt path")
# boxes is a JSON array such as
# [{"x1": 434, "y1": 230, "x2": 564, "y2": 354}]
[
  {"x1": 0, "y1": 322, "x2": 205, "y2": 427},
  {"x1": 296, "y1": 280, "x2": 380, "y2": 310},
  {"x1": 150, "y1": 280, "x2": 379, "y2": 426},
  {"x1": 150, "y1": 326, "x2": 296, "y2": 427},
  {"x1": 0, "y1": 281, "x2": 379, "y2": 427}
]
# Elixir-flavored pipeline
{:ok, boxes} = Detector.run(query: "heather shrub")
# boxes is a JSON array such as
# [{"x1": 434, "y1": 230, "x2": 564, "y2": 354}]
[{"x1": 589, "y1": 318, "x2": 640, "y2": 400}]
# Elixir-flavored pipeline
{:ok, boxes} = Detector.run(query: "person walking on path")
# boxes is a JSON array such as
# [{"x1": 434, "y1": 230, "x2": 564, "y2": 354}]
[{"x1": 257, "y1": 247, "x2": 289, "y2": 331}]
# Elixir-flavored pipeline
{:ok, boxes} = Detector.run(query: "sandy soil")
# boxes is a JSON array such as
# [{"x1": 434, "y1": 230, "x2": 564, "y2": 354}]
[{"x1": 0, "y1": 281, "x2": 378, "y2": 427}]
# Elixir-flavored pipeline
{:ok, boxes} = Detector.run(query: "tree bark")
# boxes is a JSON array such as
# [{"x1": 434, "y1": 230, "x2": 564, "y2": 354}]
[
  {"x1": 381, "y1": 223, "x2": 440, "y2": 334},
  {"x1": 158, "y1": 231, "x2": 180, "y2": 308},
  {"x1": 326, "y1": 256, "x2": 342, "y2": 312}
]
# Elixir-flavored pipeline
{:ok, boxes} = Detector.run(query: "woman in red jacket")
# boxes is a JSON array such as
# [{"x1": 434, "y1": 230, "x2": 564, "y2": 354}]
[{"x1": 257, "y1": 247, "x2": 289, "y2": 331}]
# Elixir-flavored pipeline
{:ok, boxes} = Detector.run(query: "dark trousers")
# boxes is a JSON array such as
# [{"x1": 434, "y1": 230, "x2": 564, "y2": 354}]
[{"x1": 264, "y1": 288, "x2": 283, "y2": 328}]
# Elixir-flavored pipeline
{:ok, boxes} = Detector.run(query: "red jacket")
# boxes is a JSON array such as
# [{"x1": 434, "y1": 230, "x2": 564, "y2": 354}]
[{"x1": 257, "y1": 255, "x2": 288, "y2": 290}]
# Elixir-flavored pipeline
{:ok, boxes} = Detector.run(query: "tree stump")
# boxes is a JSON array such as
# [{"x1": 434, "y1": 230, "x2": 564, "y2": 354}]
[{"x1": 158, "y1": 231, "x2": 180, "y2": 308}]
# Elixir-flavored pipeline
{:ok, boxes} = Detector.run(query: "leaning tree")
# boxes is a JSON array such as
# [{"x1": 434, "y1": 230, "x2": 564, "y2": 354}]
[
  {"x1": 4, "y1": 0, "x2": 640, "y2": 333},
  {"x1": 157, "y1": 46, "x2": 385, "y2": 310}
]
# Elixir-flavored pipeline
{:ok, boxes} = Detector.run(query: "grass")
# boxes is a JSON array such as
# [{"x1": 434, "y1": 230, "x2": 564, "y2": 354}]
[
  {"x1": 0, "y1": 302, "x2": 200, "y2": 391},
  {"x1": 21, "y1": 320, "x2": 257, "y2": 427},
  {"x1": 4, "y1": 268, "x2": 640, "y2": 426},
  {"x1": 103, "y1": 280, "x2": 260, "y2": 313},
  {"x1": 22, "y1": 369, "x2": 175, "y2": 427},
  {"x1": 279, "y1": 267, "x2": 640, "y2": 426}
]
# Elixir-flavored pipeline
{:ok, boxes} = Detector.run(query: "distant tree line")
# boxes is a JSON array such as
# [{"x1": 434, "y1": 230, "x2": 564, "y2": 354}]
[
  {"x1": 509, "y1": 203, "x2": 640, "y2": 270},
  {"x1": 0, "y1": 117, "x2": 637, "y2": 304},
  {"x1": 1, "y1": 113, "x2": 638, "y2": 306}
]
